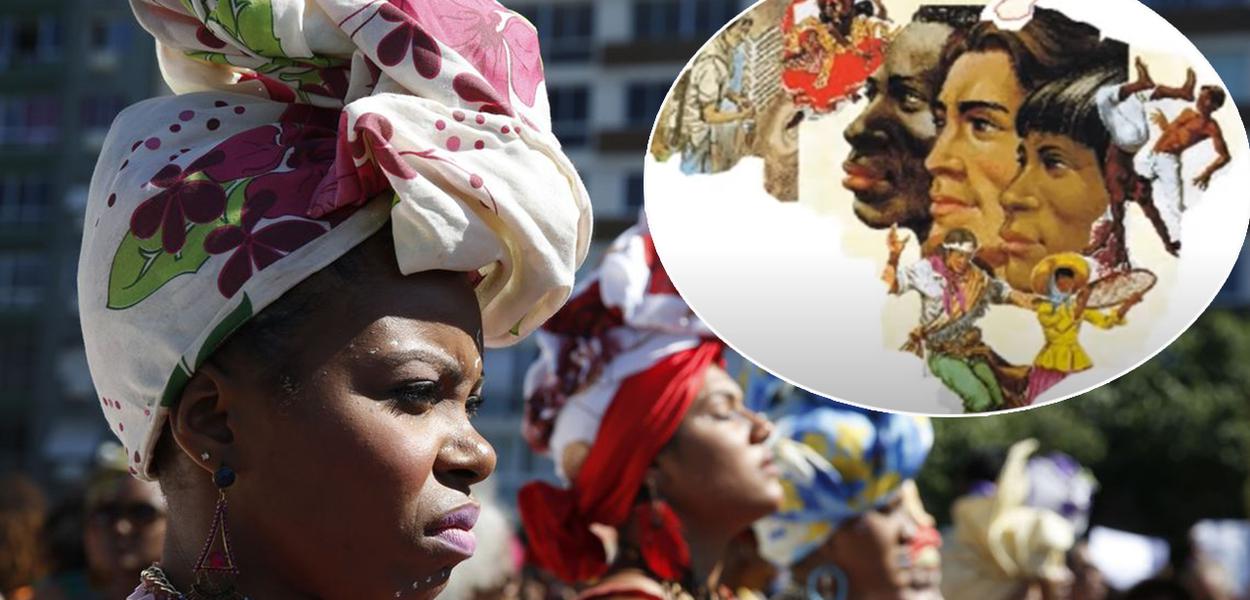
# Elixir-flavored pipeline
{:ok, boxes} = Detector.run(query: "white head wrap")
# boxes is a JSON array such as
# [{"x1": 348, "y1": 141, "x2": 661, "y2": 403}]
[{"x1": 941, "y1": 440, "x2": 1077, "y2": 600}]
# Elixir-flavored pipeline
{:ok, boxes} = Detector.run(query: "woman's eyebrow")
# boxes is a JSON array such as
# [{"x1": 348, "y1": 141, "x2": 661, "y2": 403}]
[
  {"x1": 959, "y1": 100, "x2": 1011, "y2": 115},
  {"x1": 370, "y1": 345, "x2": 464, "y2": 380}
]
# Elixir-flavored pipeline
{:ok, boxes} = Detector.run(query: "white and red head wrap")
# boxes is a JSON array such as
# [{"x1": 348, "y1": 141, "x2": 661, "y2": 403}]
[{"x1": 518, "y1": 221, "x2": 720, "y2": 583}]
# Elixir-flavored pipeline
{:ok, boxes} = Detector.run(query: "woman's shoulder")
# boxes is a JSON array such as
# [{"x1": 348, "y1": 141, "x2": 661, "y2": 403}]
[{"x1": 577, "y1": 570, "x2": 670, "y2": 600}]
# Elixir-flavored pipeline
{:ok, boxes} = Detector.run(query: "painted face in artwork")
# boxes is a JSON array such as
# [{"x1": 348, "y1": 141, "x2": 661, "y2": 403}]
[
  {"x1": 844, "y1": 21, "x2": 954, "y2": 237},
  {"x1": 926, "y1": 51, "x2": 1027, "y2": 264},
  {"x1": 1001, "y1": 133, "x2": 1110, "y2": 291}
]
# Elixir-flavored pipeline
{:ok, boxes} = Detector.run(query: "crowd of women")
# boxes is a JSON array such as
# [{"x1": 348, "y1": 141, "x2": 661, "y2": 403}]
[
  {"x1": 2, "y1": 220, "x2": 1242, "y2": 599},
  {"x1": 0, "y1": 0, "x2": 1242, "y2": 598}
]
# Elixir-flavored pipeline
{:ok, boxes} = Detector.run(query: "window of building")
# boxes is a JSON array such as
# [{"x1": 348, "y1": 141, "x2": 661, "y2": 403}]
[
  {"x1": 0, "y1": 176, "x2": 52, "y2": 224},
  {"x1": 80, "y1": 94, "x2": 129, "y2": 131},
  {"x1": 89, "y1": 15, "x2": 134, "y2": 55},
  {"x1": 627, "y1": 82, "x2": 672, "y2": 128},
  {"x1": 633, "y1": 0, "x2": 741, "y2": 40},
  {"x1": 548, "y1": 86, "x2": 589, "y2": 147},
  {"x1": 0, "y1": 96, "x2": 62, "y2": 147},
  {"x1": 624, "y1": 172, "x2": 646, "y2": 211},
  {"x1": 514, "y1": 3, "x2": 594, "y2": 62},
  {"x1": 0, "y1": 15, "x2": 63, "y2": 68},
  {"x1": 0, "y1": 252, "x2": 47, "y2": 308},
  {"x1": 0, "y1": 327, "x2": 38, "y2": 398}
]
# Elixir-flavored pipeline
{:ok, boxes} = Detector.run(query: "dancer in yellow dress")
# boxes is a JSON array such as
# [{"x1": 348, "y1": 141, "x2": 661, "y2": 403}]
[{"x1": 1025, "y1": 253, "x2": 1142, "y2": 403}]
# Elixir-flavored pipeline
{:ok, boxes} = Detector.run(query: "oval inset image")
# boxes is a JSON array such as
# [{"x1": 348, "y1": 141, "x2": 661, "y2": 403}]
[{"x1": 645, "y1": 0, "x2": 1250, "y2": 414}]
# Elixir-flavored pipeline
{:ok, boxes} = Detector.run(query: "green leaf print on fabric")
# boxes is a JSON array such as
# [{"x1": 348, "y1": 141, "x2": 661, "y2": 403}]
[
  {"x1": 160, "y1": 361, "x2": 193, "y2": 407},
  {"x1": 194, "y1": 294, "x2": 253, "y2": 369},
  {"x1": 107, "y1": 179, "x2": 249, "y2": 310},
  {"x1": 185, "y1": 51, "x2": 236, "y2": 66},
  {"x1": 207, "y1": 0, "x2": 286, "y2": 59}
]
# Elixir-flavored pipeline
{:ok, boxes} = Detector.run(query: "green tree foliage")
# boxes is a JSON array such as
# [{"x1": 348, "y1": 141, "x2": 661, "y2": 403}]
[{"x1": 918, "y1": 309, "x2": 1250, "y2": 546}]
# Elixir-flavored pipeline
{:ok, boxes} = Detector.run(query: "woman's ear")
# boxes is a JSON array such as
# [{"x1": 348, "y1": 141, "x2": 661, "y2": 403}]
[{"x1": 168, "y1": 362, "x2": 237, "y2": 477}]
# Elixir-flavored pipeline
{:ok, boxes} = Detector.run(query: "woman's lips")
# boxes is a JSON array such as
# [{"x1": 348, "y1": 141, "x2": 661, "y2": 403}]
[
  {"x1": 930, "y1": 194, "x2": 973, "y2": 218},
  {"x1": 1000, "y1": 229, "x2": 1040, "y2": 256},
  {"x1": 760, "y1": 455, "x2": 781, "y2": 478},
  {"x1": 429, "y1": 528, "x2": 476, "y2": 557},
  {"x1": 426, "y1": 504, "x2": 479, "y2": 558}
]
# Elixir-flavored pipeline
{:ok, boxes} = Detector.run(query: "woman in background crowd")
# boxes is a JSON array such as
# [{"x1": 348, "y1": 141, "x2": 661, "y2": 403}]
[
  {"x1": 941, "y1": 440, "x2": 1076, "y2": 600},
  {"x1": 750, "y1": 374, "x2": 940, "y2": 600},
  {"x1": 0, "y1": 474, "x2": 47, "y2": 600},
  {"x1": 35, "y1": 445, "x2": 166, "y2": 600},
  {"x1": 519, "y1": 220, "x2": 783, "y2": 599}
]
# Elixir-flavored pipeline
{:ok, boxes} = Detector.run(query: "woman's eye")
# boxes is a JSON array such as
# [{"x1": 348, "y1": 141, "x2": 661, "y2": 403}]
[
  {"x1": 970, "y1": 117, "x2": 1000, "y2": 134},
  {"x1": 393, "y1": 380, "x2": 439, "y2": 409},
  {"x1": 877, "y1": 497, "x2": 903, "y2": 515},
  {"x1": 1042, "y1": 154, "x2": 1068, "y2": 171},
  {"x1": 466, "y1": 394, "x2": 484, "y2": 418}
]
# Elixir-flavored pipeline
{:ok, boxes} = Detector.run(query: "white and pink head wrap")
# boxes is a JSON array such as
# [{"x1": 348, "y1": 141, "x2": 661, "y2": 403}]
[{"x1": 78, "y1": 0, "x2": 591, "y2": 479}]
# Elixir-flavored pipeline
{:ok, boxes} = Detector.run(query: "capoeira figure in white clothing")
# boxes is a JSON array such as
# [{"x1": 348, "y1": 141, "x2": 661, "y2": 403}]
[{"x1": 1093, "y1": 58, "x2": 1231, "y2": 256}]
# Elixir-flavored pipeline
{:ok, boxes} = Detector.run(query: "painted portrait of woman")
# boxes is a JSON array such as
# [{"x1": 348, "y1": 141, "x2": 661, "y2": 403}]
[
  {"x1": 1000, "y1": 64, "x2": 1128, "y2": 291},
  {"x1": 924, "y1": 9, "x2": 1118, "y2": 267}
]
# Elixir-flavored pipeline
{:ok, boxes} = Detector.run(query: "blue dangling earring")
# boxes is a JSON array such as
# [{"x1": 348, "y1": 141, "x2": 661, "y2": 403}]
[
  {"x1": 188, "y1": 464, "x2": 245, "y2": 600},
  {"x1": 806, "y1": 563, "x2": 848, "y2": 600}
]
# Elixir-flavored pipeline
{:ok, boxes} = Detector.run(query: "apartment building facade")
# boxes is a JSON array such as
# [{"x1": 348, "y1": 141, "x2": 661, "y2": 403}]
[{"x1": 1, "y1": 0, "x2": 1247, "y2": 506}]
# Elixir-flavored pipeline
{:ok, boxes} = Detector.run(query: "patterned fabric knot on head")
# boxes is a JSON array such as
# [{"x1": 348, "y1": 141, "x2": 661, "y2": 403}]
[
  {"x1": 517, "y1": 220, "x2": 721, "y2": 583},
  {"x1": 749, "y1": 373, "x2": 934, "y2": 568},
  {"x1": 78, "y1": 0, "x2": 591, "y2": 480}
]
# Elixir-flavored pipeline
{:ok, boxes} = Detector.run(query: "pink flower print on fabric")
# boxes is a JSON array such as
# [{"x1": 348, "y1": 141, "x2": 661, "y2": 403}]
[
  {"x1": 370, "y1": 0, "x2": 545, "y2": 115},
  {"x1": 239, "y1": 71, "x2": 298, "y2": 103},
  {"x1": 376, "y1": 3, "x2": 444, "y2": 79},
  {"x1": 129, "y1": 162, "x2": 227, "y2": 254},
  {"x1": 311, "y1": 111, "x2": 502, "y2": 217},
  {"x1": 401, "y1": 0, "x2": 543, "y2": 107},
  {"x1": 246, "y1": 105, "x2": 343, "y2": 219},
  {"x1": 317, "y1": 111, "x2": 419, "y2": 215},
  {"x1": 203, "y1": 192, "x2": 329, "y2": 298}
]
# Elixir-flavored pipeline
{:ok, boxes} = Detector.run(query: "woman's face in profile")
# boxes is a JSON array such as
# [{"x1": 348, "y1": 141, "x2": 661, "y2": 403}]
[
  {"x1": 926, "y1": 50, "x2": 1027, "y2": 263},
  {"x1": 653, "y1": 365, "x2": 784, "y2": 531},
  {"x1": 1001, "y1": 132, "x2": 1110, "y2": 291},
  {"x1": 828, "y1": 493, "x2": 942, "y2": 600},
  {"x1": 220, "y1": 240, "x2": 496, "y2": 599}
]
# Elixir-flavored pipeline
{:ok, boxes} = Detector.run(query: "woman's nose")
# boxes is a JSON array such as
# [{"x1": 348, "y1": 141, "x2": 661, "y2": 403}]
[
  {"x1": 746, "y1": 410, "x2": 773, "y2": 444},
  {"x1": 434, "y1": 424, "x2": 497, "y2": 493},
  {"x1": 925, "y1": 127, "x2": 963, "y2": 178}
]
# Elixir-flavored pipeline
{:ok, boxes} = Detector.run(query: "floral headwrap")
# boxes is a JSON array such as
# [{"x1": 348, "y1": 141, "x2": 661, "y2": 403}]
[
  {"x1": 751, "y1": 379, "x2": 934, "y2": 567},
  {"x1": 78, "y1": 0, "x2": 591, "y2": 479}
]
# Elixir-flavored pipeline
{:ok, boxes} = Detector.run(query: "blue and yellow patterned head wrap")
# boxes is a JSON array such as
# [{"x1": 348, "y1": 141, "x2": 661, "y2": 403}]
[{"x1": 750, "y1": 373, "x2": 933, "y2": 567}]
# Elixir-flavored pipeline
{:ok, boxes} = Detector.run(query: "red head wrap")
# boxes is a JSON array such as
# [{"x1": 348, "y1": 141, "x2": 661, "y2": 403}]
[{"x1": 518, "y1": 339, "x2": 723, "y2": 583}]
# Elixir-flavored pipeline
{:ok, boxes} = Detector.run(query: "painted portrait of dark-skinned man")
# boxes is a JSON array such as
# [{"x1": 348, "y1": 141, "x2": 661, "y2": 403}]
[{"x1": 843, "y1": 5, "x2": 982, "y2": 241}]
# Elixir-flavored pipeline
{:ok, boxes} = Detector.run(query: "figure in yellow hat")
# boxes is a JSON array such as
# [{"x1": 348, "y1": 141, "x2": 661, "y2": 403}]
[{"x1": 1025, "y1": 253, "x2": 1143, "y2": 403}]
